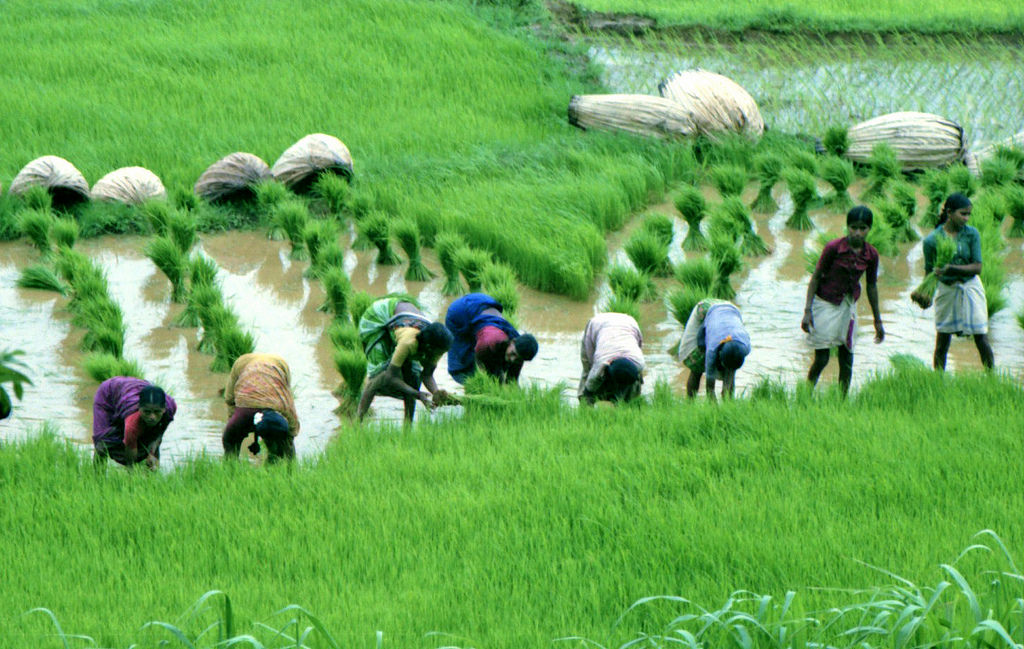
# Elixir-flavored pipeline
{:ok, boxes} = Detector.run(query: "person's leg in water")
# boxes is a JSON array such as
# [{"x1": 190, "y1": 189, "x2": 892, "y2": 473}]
[
  {"x1": 973, "y1": 333, "x2": 994, "y2": 369},
  {"x1": 807, "y1": 348, "x2": 831, "y2": 386},
  {"x1": 933, "y1": 332, "x2": 952, "y2": 371},
  {"x1": 401, "y1": 363, "x2": 422, "y2": 423},
  {"x1": 837, "y1": 346, "x2": 854, "y2": 396}
]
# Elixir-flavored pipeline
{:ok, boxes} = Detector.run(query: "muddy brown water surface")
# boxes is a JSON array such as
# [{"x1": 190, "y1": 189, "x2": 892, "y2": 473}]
[{"x1": 2, "y1": 197, "x2": 1023, "y2": 465}]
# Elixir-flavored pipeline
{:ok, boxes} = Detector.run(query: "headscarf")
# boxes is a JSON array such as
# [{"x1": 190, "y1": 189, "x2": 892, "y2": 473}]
[{"x1": 513, "y1": 333, "x2": 538, "y2": 361}]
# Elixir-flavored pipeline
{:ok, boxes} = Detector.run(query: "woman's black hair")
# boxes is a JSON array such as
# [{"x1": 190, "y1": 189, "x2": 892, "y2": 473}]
[
  {"x1": 418, "y1": 322, "x2": 453, "y2": 354},
  {"x1": 937, "y1": 192, "x2": 972, "y2": 226},
  {"x1": 138, "y1": 385, "x2": 166, "y2": 408},
  {"x1": 846, "y1": 205, "x2": 873, "y2": 227}
]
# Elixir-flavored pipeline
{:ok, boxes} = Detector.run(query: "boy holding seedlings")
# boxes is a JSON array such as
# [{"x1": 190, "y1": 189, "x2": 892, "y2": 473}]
[
  {"x1": 679, "y1": 299, "x2": 751, "y2": 399},
  {"x1": 222, "y1": 353, "x2": 300, "y2": 463},
  {"x1": 579, "y1": 312, "x2": 645, "y2": 405},
  {"x1": 917, "y1": 194, "x2": 994, "y2": 371},
  {"x1": 92, "y1": 377, "x2": 176, "y2": 470},
  {"x1": 444, "y1": 293, "x2": 538, "y2": 385},
  {"x1": 357, "y1": 296, "x2": 453, "y2": 422},
  {"x1": 802, "y1": 206, "x2": 885, "y2": 394}
]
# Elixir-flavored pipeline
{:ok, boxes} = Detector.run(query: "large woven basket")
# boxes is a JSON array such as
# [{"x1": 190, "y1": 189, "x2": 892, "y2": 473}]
[
  {"x1": 271, "y1": 133, "x2": 353, "y2": 191},
  {"x1": 846, "y1": 112, "x2": 966, "y2": 169},
  {"x1": 568, "y1": 94, "x2": 697, "y2": 138},
  {"x1": 9, "y1": 155, "x2": 90, "y2": 206},
  {"x1": 965, "y1": 129, "x2": 1024, "y2": 176},
  {"x1": 91, "y1": 166, "x2": 167, "y2": 205},
  {"x1": 658, "y1": 70, "x2": 764, "y2": 138},
  {"x1": 194, "y1": 152, "x2": 271, "y2": 202}
]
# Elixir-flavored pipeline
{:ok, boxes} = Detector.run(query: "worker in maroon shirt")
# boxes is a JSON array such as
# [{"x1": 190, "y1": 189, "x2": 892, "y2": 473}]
[
  {"x1": 444, "y1": 293, "x2": 538, "y2": 385},
  {"x1": 801, "y1": 206, "x2": 885, "y2": 395}
]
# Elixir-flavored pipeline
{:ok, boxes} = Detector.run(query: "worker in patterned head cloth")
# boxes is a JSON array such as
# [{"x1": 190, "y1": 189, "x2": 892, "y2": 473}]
[
  {"x1": 223, "y1": 353, "x2": 300, "y2": 463},
  {"x1": 92, "y1": 377, "x2": 177, "y2": 469},
  {"x1": 578, "y1": 312, "x2": 645, "y2": 405},
  {"x1": 678, "y1": 298, "x2": 751, "y2": 400}
]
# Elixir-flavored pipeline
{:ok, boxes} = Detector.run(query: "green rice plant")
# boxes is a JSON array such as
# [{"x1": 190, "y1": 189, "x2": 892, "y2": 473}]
[
  {"x1": 302, "y1": 219, "x2": 340, "y2": 271},
  {"x1": 210, "y1": 326, "x2": 256, "y2": 373},
  {"x1": 911, "y1": 234, "x2": 956, "y2": 308},
  {"x1": 822, "y1": 125, "x2": 849, "y2": 157},
  {"x1": 318, "y1": 266, "x2": 352, "y2": 321},
  {"x1": 665, "y1": 284, "x2": 708, "y2": 328},
  {"x1": 920, "y1": 168, "x2": 950, "y2": 228},
  {"x1": 819, "y1": 156, "x2": 854, "y2": 210},
  {"x1": 1018, "y1": 307, "x2": 1024, "y2": 334},
  {"x1": 980, "y1": 156, "x2": 1018, "y2": 188},
  {"x1": 172, "y1": 187, "x2": 200, "y2": 212},
  {"x1": 349, "y1": 290, "x2": 374, "y2": 326},
  {"x1": 890, "y1": 179, "x2": 918, "y2": 222},
  {"x1": 167, "y1": 209, "x2": 198, "y2": 254},
  {"x1": 20, "y1": 185, "x2": 52, "y2": 211},
  {"x1": 272, "y1": 199, "x2": 311, "y2": 260},
  {"x1": 254, "y1": 180, "x2": 290, "y2": 219},
  {"x1": 788, "y1": 150, "x2": 818, "y2": 176},
  {"x1": 0, "y1": 348, "x2": 31, "y2": 419},
  {"x1": 480, "y1": 262, "x2": 519, "y2": 315},
  {"x1": 140, "y1": 199, "x2": 174, "y2": 236},
  {"x1": 183, "y1": 282, "x2": 223, "y2": 336},
  {"x1": 486, "y1": 281, "x2": 520, "y2": 320},
  {"x1": 195, "y1": 295, "x2": 235, "y2": 354},
  {"x1": 435, "y1": 231, "x2": 466, "y2": 296},
  {"x1": 709, "y1": 233, "x2": 742, "y2": 300},
  {"x1": 1004, "y1": 185, "x2": 1024, "y2": 238},
  {"x1": 641, "y1": 212, "x2": 675, "y2": 248},
  {"x1": 344, "y1": 185, "x2": 375, "y2": 220},
  {"x1": 82, "y1": 352, "x2": 144, "y2": 382},
  {"x1": 333, "y1": 347, "x2": 367, "y2": 416},
  {"x1": 392, "y1": 218, "x2": 434, "y2": 281},
  {"x1": 50, "y1": 218, "x2": 79, "y2": 249},
  {"x1": 312, "y1": 171, "x2": 350, "y2": 216},
  {"x1": 327, "y1": 321, "x2": 362, "y2": 351},
  {"x1": 971, "y1": 190, "x2": 1006, "y2": 232},
  {"x1": 710, "y1": 164, "x2": 748, "y2": 198},
  {"x1": 947, "y1": 164, "x2": 977, "y2": 198},
  {"x1": 55, "y1": 247, "x2": 104, "y2": 288},
  {"x1": 190, "y1": 254, "x2": 220, "y2": 289},
  {"x1": 981, "y1": 253, "x2": 1007, "y2": 317},
  {"x1": 16, "y1": 265, "x2": 67, "y2": 294},
  {"x1": 783, "y1": 167, "x2": 818, "y2": 230},
  {"x1": 750, "y1": 152, "x2": 782, "y2": 213},
  {"x1": 603, "y1": 294, "x2": 640, "y2": 323},
  {"x1": 81, "y1": 321, "x2": 126, "y2": 359},
  {"x1": 76, "y1": 200, "x2": 146, "y2": 237},
  {"x1": 307, "y1": 241, "x2": 345, "y2": 280},
  {"x1": 804, "y1": 231, "x2": 839, "y2": 274},
  {"x1": 675, "y1": 185, "x2": 708, "y2": 251},
  {"x1": 866, "y1": 210, "x2": 899, "y2": 256},
  {"x1": 877, "y1": 198, "x2": 919, "y2": 244},
  {"x1": 67, "y1": 275, "x2": 110, "y2": 314},
  {"x1": 454, "y1": 246, "x2": 491, "y2": 292},
  {"x1": 145, "y1": 236, "x2": 190, "y2": 303},
  {"x1": 673, "y1": 256, "x2": 714, "y2": 292},
  {"x1": 607, "y1": 264, "x2": 655, "y2": 303},
  {"x1": 17, "y1": 208, "x2": 54, "y2": 257},
  {"x1": 359, "y1": 211, "x2": 400, "y2": 265},
  {"x1": 624, "y1": 228, "x2": 671, "y2": 277},
  {"x1": 862, "y1": 143, "x2": 901, "y2": 200},
  {"x1": 721, "y1": 196, "x2": 769, "y2": 256}
]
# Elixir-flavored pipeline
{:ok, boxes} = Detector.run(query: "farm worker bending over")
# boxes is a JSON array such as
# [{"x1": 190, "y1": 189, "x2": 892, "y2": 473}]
[
  {"x1": 357, "y1": 296, "x2": 453, "y2": 422},
  {"x1": 223, "y1": 352, "x2": 300, "y2": 463},
  {"x1": 579, "y1": 312, "x2": 645, "y2": 405},
  {"x1": 678, "y1": 299, "x2": 750, "y2": 399},
  {"x1": 444, "y1": 293, "x2": 538, "y2": 385},
  {"x1": 92, "y1": 376, "x2": 176, "y2": 469},
  {"x1": 802, "y1": 205, "x2": 885, "y2": 395},
  {"x1": 920, "y1": 193, "x2": 994, "y2": 371}
]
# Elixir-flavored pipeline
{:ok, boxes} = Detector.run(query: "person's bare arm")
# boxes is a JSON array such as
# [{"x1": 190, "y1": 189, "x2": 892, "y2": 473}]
[
  {"x1": 866, "y1": 282, "x2": 885, "y2": 343},
  {"x1": 802, "y1": 268, "x2": 823, "y2": 333}
]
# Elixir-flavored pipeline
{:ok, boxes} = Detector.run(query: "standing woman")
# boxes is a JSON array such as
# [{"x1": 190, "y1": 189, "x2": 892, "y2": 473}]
[
  {"x1": 801, "y1": 206, "x2": 885, "y2": 394},
  {"x1": 92, "y1": 377, "x2": 176, "y2": 469},
  {"x1": 921, "y1": 193, "x2": 994, "y2": 370}
]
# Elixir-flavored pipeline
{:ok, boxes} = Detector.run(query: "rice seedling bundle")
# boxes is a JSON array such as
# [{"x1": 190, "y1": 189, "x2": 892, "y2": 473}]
[
  {"x1": 67, "y1": 275, "x2": 110, "y2": 313},
  {"x1": 993, "y1": 145, "x2": 1024, "y2": 179},
  {"x1": 254, "y1": 180, "x2": 290, "y2": 218},
  {"x1": 454, "y1": 246, "x2": 491, "y2": 291},
  {"x1": 332, "y1": 347, "x2": 367, "y2": 416},
  {"x1": 271, "y1": 200, "x2": 311, "y2": 260},
  {"x1": 603, "y1": 294, "x2": 641, "y2": 322},
  {"x1": 172, "y1": 188, "x2": 200, "y2": 212},
  {"x1": 861, "y1": 143, "x2": 901, "y2": 200},
  {"x1": 16, "y1": 265, "x2": 67, "y2": 294},
  {"x1": 312, "y1": 171, "x2": 350, "y2": 215},
  {"x1": 193, "y1": 152, "x2": 271, "y2": 203},
  {"x1": 657, "y1": 69, "x2": 765, "y2": 137},
  {"x1": 318, "y1": 267, "x2": 352, "y2": 321},
  {"x1": 788, "y1": 151, "x2": 818, "y2": 176},
  {"x1": 17, "y1": 208, "x2": 53, "y2": 257},
  {"x1": 50, "y1": 218, "x2": 78, "y2": 249},
  {"x1": 140, "y1": 199, "x2": 173, "y2": 236},
  {"x1": 979, "y1": 156, "x2": 1018, "y2": 188},
  {"x1": 190, "y1": 254, "x2": 220, "y2": 289},
  {"x1": 911, "y1": 235, "x2": 956, "y2": 308},
  {"x1": 349, "y1": 291, "x2": 374, "y2": 326},
  {"x1": 91, "y1": 166, "x2": 167, "y2": 205},
  {"x1": 946, "y1": 164, "x2": 977, "y2": 198},
  {"x1": 981, "y1": 251, "x2": 1007, "y2": 317},
  {"x1": 55, "y1": 247, "x2": 103, "y2": 286},
  {"x1": 675, "y1": 186, "x2": 708, "y2": 251},
  {"x1": 392, "y1": 218, "x2": 434, "y2": 281},
  {"x1": 720, "y1": 196, "x2": 768, "y2": 256},
  {"x1": 641, "y1": 213, "x2": 675, "y2": 248},
  {"x1": 81, "y1": 324, "x2": 126, "y2": 359},
  {"x1": 359, "y1": 211, "x2": 400, "y2": 265},
  {"x1": 750, "y1": 153, "x2": 782, "y2": 212},
  {"x1": 624, "y1": 228, "x2": 671, "y2": 277},
  {"x1": 803, "y1": 231, "x2": 839, "y2": 274},
  {"x1": 82, "y1": 352, "x2": 144, "y2": 383},
  {"x1": 607, "y1": 264, "x2": 655, "y2": 303},
  {"x1": 866, "y1": 212, "x2": 898, "y2": 256},
  {"x1": 819, "y1": 156, "x2": 854, "y2": 210},
  {"x1": 969, "y1": 191, "x2": 1006, "y2": 233},
  {"x1": 182, "y1": 282, "x2": 223, "y2": 333},
  {"x1": 846, "y1": 112, "x2": 967, "y2": 169},
  {"x1": 783, "y1": 168, "x2": 818, "y2": 230},
  {"x1": 822, "y1": 126, "x2": 849, "y2": 157},
  {"x1": 167, "y1": 210, "x2": 198, "y2": 254},
  {"x1": 327, "y1": 322, "x2": 361, "y2": 351},
  {"x1": 307, "y1": 241, "x2": 345, "y2": 280},
  {"x1": 966, "y1": 130, "x2": 1024, "y2": 175},
  {"x1": 145, "y1": 236, "x2": 189, "y2": 303},
  {"x1": 710, "y1": 164, "x2": 747, "y2": 198},
  {"x1": 877, "y1": 198, "x2": 919, "y2": 244},
  {"x1": 920, "y1": 168, "x2": 950, "y2": 227},
  {"x1": 480, "y1": 262, "x2": 519, "y2": 314},
  {"x1": 8, "y1": 155, "x2": 90, "y2": 208},
  {"x1": 195, "y1": 298, "x2": 236, "y2": 354},
  {"x1": 567, "y1": 94, "x2": 698, "y2": 139},
  {"x1": 709, "y1": 234, "x2": 742, "y2": 300},
  {"x1": 270, "y1": 133, "x2": 354, "y2": 192},
  {"x1": 673, "y1": 256, "x2": 714, "y2": 292},
  {"x1": 211, "y1": 326, "x2": 256, "y2": 373},
  {"x1": 666, "y1": 285, "x2": 708, "y2": 327},
  {"x1": 19, "y1": 185, "x2": 53, "y2": 211},
  {"x1": 1004, "y1": 185, "x2": 1024, "y2": 238},
  {"x1": 302, "y1": 219, "x2": 340, "y2": 269}
]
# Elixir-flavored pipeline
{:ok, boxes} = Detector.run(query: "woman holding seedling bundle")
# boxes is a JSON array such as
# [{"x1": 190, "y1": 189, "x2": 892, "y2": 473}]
[
  {"x1": 578, "y1": 312, "x2": 645, "y2": 405},
  {"x1": 222, "y1": 353, "x2": 300, "y2": 463},
  {"x1": 357, "y1": 296, "x2": 453, "y2": 422},
  {"x1": 445, "y1": 292, "x2": 538, "y2": 385},
  {"x1": 92, "y1": 377, "x2": 176, "y2": 469},
  {"x1": 679, "y1": 299, "x2": 751, "y2": 399},
  {"x1": 802, "y1": 206, "x2": 885, "y2": 395},
  {"x1": 915, "y1": 193, "x2": 994, "y2": 371}
]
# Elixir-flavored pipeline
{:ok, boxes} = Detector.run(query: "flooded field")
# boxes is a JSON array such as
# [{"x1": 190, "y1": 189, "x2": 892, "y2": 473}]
[{"x1": 2, "y1": 189, "x2": 1023, "y2": 465}]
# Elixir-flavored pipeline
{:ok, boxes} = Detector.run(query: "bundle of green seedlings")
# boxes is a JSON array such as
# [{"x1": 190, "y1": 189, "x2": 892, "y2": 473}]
[
  {"x1": 348, "y1": 290, "x2": 375, "y2": 326},
  {"x1": 624, "y1": 228, "x2": 671, "y2": 278},
  {"x1": 253, "y1": 180, "x2": 291, "y2": 220},
  {"x1": 819, "y1": 156, "x2": 854, "y2": 210},
  {"x1": 783, "y1": 167, "x2": 819, "y2": 230},
  {"x1": 479, "y1": 261, "x2": 519, "y2": 316},
  {"x1": 453, "y1": 244, "x2": 491, "y2": 292},
  {"x1": 788, "y1": 150, "x2": 819, "y2": 176},
  {"x1": 862, "y1": 143, "x2": 902, "y2": 200},
  {"x1": 720, "y1": 196, "x2": 769, "y2": 256},
  {"x1": 911, "y1": 234, "x2": 956, "y2": 308},
  {"x1": 603, "y1": 293, "x2": 641, "y2": 323},
  {"x1": 710, "y1": 164, "x2": 748, "y2": 199},
  {"x1": 346, "y1": 188, "x2": 380, "y2": 252},
  {"x1": 750, "y1": 152, "x2": 782, "y2": 213},
  {"x1": 0, "y1": 349, "x2": 31, "y2": 417},
  {"x1": 665, "y1": 284, "x2": 710, "y2": 356},
  {"x1": 803, "y1": 231, "x2": 840, "y2": 274},
  {"x1": 392, "y1": 217, "x2": 434, "y2": 281},
  {"x1": 607, "y1": 263, "x2": 655, "y2": 303},
  {"x1": 312, "y1": 171, "x2": 350, "y2": 216},
  {"x1": 16, "y1": 264, "x2": 67, "y2": 294},
  {"x1": 270, "y1": 199, "x2": 311, "y2": 260},
  {"x1": 167, "y1": 209, "x2": 198, "y2": 254},
  {"x1": 709, "y1": 233, "x2": 742, "y2": 300},
  {"x1": 358, "y1": 211, "x2": 401, "y2": 265},
  {"x1": 51, "y1": 218, "x2": 78, "y2": 250},
  {"x1": 973, "y1": 210, "x2": 1009, "y2": 316},
  {"x1": 140, "y1": 199, "x2": 174, "y2": 237},
  {"x1": 822, "y1": 125, "x2": 849, "y2": 157},
  {"x1": 18, "y1": 184, "x2": 53, "y2": 211},
  {"x1": 865, "y1": 209, "x2": 899, "y2": 256},
  {"x1": 17, "y1": 208, "x2": 54, "y2": 259},
  {"x1": 433, "y1": 231, "x2": 466, "y2": 295},
  {"x1": 979, "y1": 155, "x2": 1019, "y2": 188},
  {"x1": 174, "y1": 254, "x2": 220, "y2": 328},
  {"x1": 1005, "y1": 184, "x2": 1024, "y2": 238},
  {"x1": 196, "y1": 299, "x2": 256, "y2": 373},
  {"x1": 876, "y1": 197, "x2": 919, "y2": 244},
  {"x1": 993, "y1": 145, "x2": 1024, "y2": 182},
  {"x1": 301, "y1": 218, "x2": 342, "y2": 279},
  {"x1": 920, "y1": 168, "x2": 950, "y2": 228},
  {"x1": 144, "y1": 236, "x2": 190, "y2": 303},
  {"x1": 675, "y1": 185, "x2": 709, "y2": 251},
  {"x1": 318, "y1": 266, "x2": 352, "y2": 322},
  {"x1": 82, "y1": 352, "x2": 145, "y2": 382},
  {"x1": 641, "y1": 212, "x2": 675, "y2": 248},
  {"x1": 946, "y1": 164, "x2": 977, "y2": 198},
  {"x1": 673, "y1": 256, "x2": 714, "y2": 293},
  {"x1": 327, "y1": 321, "x2": 366, "y2": 416}
]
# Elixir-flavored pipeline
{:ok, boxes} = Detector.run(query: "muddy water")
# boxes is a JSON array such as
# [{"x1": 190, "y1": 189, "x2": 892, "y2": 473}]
[{"x1": 2, "y1": 202, "x2": 1023, "y2": 464}]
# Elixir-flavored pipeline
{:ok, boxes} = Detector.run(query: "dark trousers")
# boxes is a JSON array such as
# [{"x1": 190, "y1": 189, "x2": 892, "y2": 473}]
[{"x1": 222, "y1": 407, "x2": 295, "y2": 463}]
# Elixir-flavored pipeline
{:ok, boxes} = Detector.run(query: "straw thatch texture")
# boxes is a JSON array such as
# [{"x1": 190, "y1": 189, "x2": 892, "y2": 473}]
[
  {"x1": 658, "y1": 70, "x2": 764, "y2": 138},
  {"x1": 568, "y1": 94, "x2": 697, "y2": 139},
  {"x1": 965, "y1": 129, "x2": 1024, "y2": 176},
  {"x1": 91, "y1": 167, "x2": 167, "y2": 205},
  {"x1": 9, "y1": 156, "x2": 90, "y2": 205},
  {"x1": 194, "y1": 152, "x2": 272, "y2": 202},
  {"x1": 846, "y1": 112, "x2": 966, "y2": 169},
  {"x1": 271, "y1": 133, "x2": 353, "y2": 190}
]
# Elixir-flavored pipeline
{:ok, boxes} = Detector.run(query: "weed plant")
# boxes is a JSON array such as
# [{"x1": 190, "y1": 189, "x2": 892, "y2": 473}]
[
  {"x1": 822, "y1": 125, "x2": 849, "y2": 156},
  {"x1": 673, "y1": 256, "x2": 714, "y2": 292},
  {"x1": 454, "y1": 246, "x2": 491, "y2": 292},
  {"x1": 82, "y1": 352, "x2": 144, "y2": 382},
  {"x1": 819, "y1": 156, "x2": 854, "y2": 210},
  {"x1": 920, "y1": 168, "x2": 949, "y2": 228},
  {"x1": 783, "y1": 168, "x2": 818, "y2": 230},
  {"x1": 434, "y1": 231, "x2": 466, "y2": 296},
  {"x1": 603, "y1": 294, "x2": 641, "y2": 322},
  {"x1": 312, "y1": 172, "x2": 350, "y2": 216},
  {"x1": 16, "y1": 265, "x2": 67, "y2": 294},
  {"x1": 675, "y1": 186, "x2": 709, "y2": 251},
  {"x1": 393, "y1": 218, "x2": 434, "y2": 281},
  {"x1": 710, "y1": 164, "x2": 748, "y2": 199},
  {"x1": 271, "y1": 200, "x2": 311, "y2": 260},
  {"x1": 318, "y1": 267, "x2": 352, "y2": 322},
  {"x1": 751, "y1": 153, "x2": 782, "y2": 213},
  {"x1": 947, "y1": 164, "x2": 977, "y2": 198},
  {"x1": 145, "y1": 236, "x2": 190, "y2": 303},
  {"x1": 50, "y1": 218, "x2": 79, "y2": 249},
  {"x1": 332, "y1": 347, "x2": 367, "y2": 416},
  {"x1": 1004, "y1": 185, "x2": 1024, "y2": 238},
  {"x1": 607, "y1": 264, "x2": 655, "y2": 303},
  {"x1": 624, "y1": 229, "x2": 671, "y2": 277},
  {"x1": 877, "y1": 198, "x2": 919, "y2": 244},
  {"x1": 710, "y1": 234, "x2": 742, "y2": 299},
  {"x1": 641, "y1": 213, "x2": 675, "y2": 248},
  {"x1": 17, "y1": 209, "x2": 54, "y2": 258}
]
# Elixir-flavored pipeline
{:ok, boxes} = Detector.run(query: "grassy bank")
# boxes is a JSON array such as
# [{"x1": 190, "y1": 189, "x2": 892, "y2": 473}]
[{"x1": 1, "y1": 365, "x2": 1021, "y2": 648}]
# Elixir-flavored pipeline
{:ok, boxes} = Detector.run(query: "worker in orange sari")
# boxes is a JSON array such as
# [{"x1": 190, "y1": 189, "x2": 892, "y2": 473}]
[{"x1": 222, "y1": 353, "x2": 300, "y2": 463}]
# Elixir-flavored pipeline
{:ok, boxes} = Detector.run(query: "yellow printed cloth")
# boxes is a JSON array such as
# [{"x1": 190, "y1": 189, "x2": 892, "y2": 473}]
[{"x1": 225, "y1": 353, "x2": 300, "y2": 436}]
